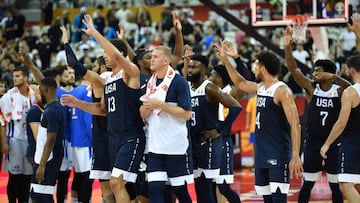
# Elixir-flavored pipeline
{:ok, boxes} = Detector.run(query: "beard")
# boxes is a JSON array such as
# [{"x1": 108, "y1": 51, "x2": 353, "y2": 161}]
[
  {"x1": 187, "y1": 72, "x2": 201, "y2": 83},
  {"x1": 41, "y1": 94, "x2": 47, "y2": 104},
  {"x1": 60, "y1": 81, "x2": 67, "y2": 87},
  {"x1": 255, "y1": 72, "x2": 262, "y2": 83}
]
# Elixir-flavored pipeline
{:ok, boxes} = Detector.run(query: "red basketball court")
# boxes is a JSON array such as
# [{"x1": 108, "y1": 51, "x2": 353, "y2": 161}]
[{"x1": 0, "y1": 169, "x2": 343, "y2": 202}]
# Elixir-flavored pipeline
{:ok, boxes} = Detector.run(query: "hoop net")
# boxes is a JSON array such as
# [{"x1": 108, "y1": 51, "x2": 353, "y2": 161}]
[{"x1": 285, "y1": 15, "x2": 310, "y2": 44}]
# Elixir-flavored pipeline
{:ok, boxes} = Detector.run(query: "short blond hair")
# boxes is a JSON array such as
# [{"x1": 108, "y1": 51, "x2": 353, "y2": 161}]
[{"x1": 154, "y1": 46, "x2": 172, "y2": 61}]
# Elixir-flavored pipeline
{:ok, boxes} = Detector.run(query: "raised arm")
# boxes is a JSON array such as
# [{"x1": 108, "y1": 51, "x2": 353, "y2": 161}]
[
  {"x1": 117, "y1": 22, "x2": 135, "y2": 62},
  {"x1": 275, "y1": 85, "x2": 303, "y2": 179},
  {"x1": 60, "y1": 26, "x2": 105, "y2": 90},
  {"x1": 222, "y1": 40, "x2": 252, "y2": 80},
  {"x1": 18, "y1": 48, "x2": 44, "y2": 83},
  {"x1": 348, "y1": 14, "x2": 360, "y2": 52},
  {"x1": 283, "y1": 27, "x2": 314, "y2": 94},
  {"x1": 171, "y1": 12, "x2": 184, "y2": 68},
  {"x1": 216, "y1": 40, "x2": 257, "y2": 94},
  {"x1": 181, "y1": 45, "x2": 194, "y2": 79},
  {"x1": 82, "y1": 14, "x2": 139, "y2": 78}
]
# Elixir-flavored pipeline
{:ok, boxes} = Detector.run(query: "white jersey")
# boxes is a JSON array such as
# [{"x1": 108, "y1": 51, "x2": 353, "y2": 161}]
[{"x1": 0, "y1": 86, "x2": 36, "y2": 140}]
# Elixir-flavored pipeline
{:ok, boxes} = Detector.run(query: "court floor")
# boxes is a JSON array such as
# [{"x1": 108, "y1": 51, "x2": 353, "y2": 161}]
[{"x1": 0, "y1": 169, "x2": 344, "y2": 202}]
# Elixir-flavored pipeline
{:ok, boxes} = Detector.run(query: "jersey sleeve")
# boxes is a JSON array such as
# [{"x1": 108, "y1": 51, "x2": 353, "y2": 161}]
[
  {"x1": 26, "y1": 107, "x2": 42, "y2": 124},
  {"x1": 0, "y1": 94, "x2": 12, "y2": 125},
  {"x1": 45, "y1": 109, "x2": 61, "y2": 133},
  {"x1": 174, "y1": 76, "x2": 192, "y2": 111}
]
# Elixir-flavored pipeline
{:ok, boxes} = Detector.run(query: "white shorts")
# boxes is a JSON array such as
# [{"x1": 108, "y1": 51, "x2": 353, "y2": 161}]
[
  {"x1": 72, "y1": 146, "x2": 92, "y2": 173},
  {"x1": 6, "y1": 137, "x2": 33, "y2": 175},
  {"x1": 60, "y1": 140, "x2": 73, "y2": 171}
]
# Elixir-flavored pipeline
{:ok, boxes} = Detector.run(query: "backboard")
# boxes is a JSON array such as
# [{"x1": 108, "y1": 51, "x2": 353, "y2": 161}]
[{"x1": 251, "y1": 0, "x2": 349, "y2": 27}]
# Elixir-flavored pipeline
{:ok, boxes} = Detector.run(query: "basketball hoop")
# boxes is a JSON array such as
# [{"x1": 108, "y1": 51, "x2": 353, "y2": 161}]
[{"x1": 285, "y1": 15, "x2": 310, "y2": 44}]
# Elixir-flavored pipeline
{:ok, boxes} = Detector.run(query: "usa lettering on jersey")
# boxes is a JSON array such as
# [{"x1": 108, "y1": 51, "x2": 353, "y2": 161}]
[
  {"x1": 105, "y1": 83, "x2": 116, "y2": 94},
  {"x1": 256, "y1": 97, "x2": 266, "y2": 108},
  {"x1": 316, "y1": 98, "x2": 334, "y2": 108},
  {"x1": 191, "y1": 97, "x2": 199, "y2": 107}
]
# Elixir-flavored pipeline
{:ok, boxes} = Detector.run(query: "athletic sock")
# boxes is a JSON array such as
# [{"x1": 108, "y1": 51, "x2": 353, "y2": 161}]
[
  {"x1": 172, "y1": 184, "x2": 192, "y2": 203},
  {"x1": 298, "y1": 180, "x2": 315, "y2": 203},
  {"x1": 329, "y1": 182, "x2": 344, "y2": 203},
  {"x1": 218, "y1": 183, "x2": 241, "y2": 203},
  {"x1": 194, "y1": 175, "x2": 216, "y2": 203},
  {"x1": 148, "y1": 181, "x2": 165, "y2": 203}
]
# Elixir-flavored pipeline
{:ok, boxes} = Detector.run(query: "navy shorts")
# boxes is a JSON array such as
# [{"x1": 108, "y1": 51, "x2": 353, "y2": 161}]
[
  {"x1": 109, "y1": 131, "x2": 145, "y2": 183},
  {"x1": 192, "y1": 136, "x2": 222, "y2": 179},
  {"x1": 338, "y1": 141, "x2": 360, "y2": 183},
  {"x1": 219, "y1": 136, "x2": 234, "y2": 175},
  {"x1": 303, "y1": 136, "x2": 339, "y2": 175},
  {"x1": 214, "y1": 136, "x2": 234, "y2": 184},
  {"x1": 147, "y1": 150, "x2": 194, "y2": 186},
  {"x1": 90, "y1": 137, "x2": 112, "y2": 180},
  {"x1": 30, "y1": 153, "x2": 62, "y2": 201},
  {"x1": 254, "y1": 164, "x2": 290, "y2": 195}
]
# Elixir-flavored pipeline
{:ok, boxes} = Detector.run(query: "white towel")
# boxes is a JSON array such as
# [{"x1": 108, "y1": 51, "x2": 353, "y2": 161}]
[{"x1": 140, "y1": 66, "x2": 176, "y2": 115}]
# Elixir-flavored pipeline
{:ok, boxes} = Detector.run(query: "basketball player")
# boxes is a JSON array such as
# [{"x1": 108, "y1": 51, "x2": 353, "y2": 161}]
[
  {"x1": 140, "y1": 46, "x2": 193, "y2": 203},
  {"x1": 62, "y1": 15, "x2": 145, "y2": 203},
  {"x1": 29, "y1": 77, "x2": 66, "y2": 202},
  {"x1": 55, "y1": 65, "x2": 75, "y2": 203},
  {"x1": 0, "y1": 67, "x2": 36, "y2": 203},
  {"x1": 283, "y1": 27, "x2": 351, "y2": 203},
  {"x1": 60, "y1": 26, "x2": 114, "y2": 202},
  {"x1": 209, "y1": 64, "x2": 242, "y2": 203},
  {"x1": 186, "y1": 54, "x2": 242, "y2": 203},
  {"x1": 216, "y1": 40, "x2": 303, "y2": 203},
  {"x1": 320, "y1": 15, "x2": 360, "y2": 203}
]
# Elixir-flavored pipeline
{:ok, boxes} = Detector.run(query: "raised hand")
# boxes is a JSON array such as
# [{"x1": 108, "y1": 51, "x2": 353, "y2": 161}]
[
  {"x1": 183, "y1": 44, "x2": 194, "y2": 61},
  {"x1": 214, "y1": 40, "x2": 228, "y2": 62},
  {"x1": 222, "y1": 40, "x2": 238, "y2": 59},
  {"x1": 282, "y1": 27, "x2": 293, "y2": 47},
  {"x1": 60, "y1": 26, "x2": 69, "y2": 44},
  {"x1": 348, "y1": 14, "x2": 360, "y2": 38},
  {"x1": 116, "y1": 22, "x2": 125, "y2": 41},
  {"x1": 81, "y1": 14, "x2": 96, "y2": 36},
  {"x1": 172, "y1": 11, "x2": 182, "y2": 31},
  {"x1": 17, "y1": 47, "x2": 32, "y2": 67}
]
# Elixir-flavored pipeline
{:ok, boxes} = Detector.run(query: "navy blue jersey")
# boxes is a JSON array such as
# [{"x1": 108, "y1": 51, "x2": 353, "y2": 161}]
[
  {"x1": 140, "y1": 73, "x2": 150, "y2": 96},
  {"x1": 26, "y1": 104, "x2": 43, "y2": 159},
  {"x1": 92, "y1": 95, "x2": 108, "y2": 142},
  {"x1": 342, "y1": 84, "x2": 360, "y2": 145},
  {"x1": 189, "y1": 80, "x2": 219, "y2": 142},
  {"x1": 306, "y1": 84, "x2": 340, "y2": 138},
  {"x1": 254, "y1": 82, "x2": 291, "y2": 168},
  {"x1": 104, "y1": 71, "x2": 144, "y2": 136},
  {"x1": 41, "y1": 101, "x2": 66, "y2": 158},
  {"x1": 56, "y1": 87, "x2": 74, "y2": 142}
]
